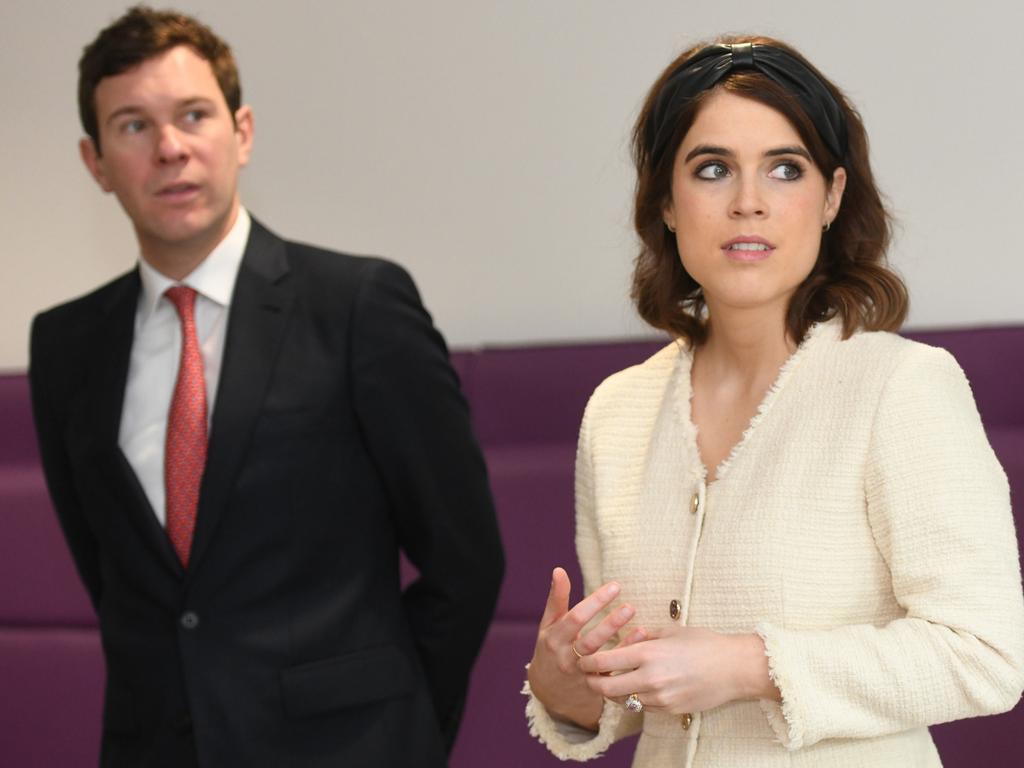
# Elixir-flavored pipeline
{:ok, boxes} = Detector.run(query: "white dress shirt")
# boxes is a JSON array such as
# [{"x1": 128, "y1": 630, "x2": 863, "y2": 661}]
[{"x1": 118, "y1": 208, "x2": 251, "y2": 526}]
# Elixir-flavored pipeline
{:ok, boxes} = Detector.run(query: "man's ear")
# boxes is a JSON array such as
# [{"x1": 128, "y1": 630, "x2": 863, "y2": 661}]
[
  {"x1": 234, "y1": 105, "x2": 254, "y2": 167},
  {"x1": 79, "y1": 136, "x2": 112, "y2": 193}
]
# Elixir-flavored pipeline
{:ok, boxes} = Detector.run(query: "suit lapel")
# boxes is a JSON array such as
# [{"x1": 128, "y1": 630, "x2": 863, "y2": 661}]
[
  {"x1": 188, "y1": 220, "x2": 294, "y2": 575},
  {"x1": 87, "y1": 271, "x2": 184, "y2": 577}
]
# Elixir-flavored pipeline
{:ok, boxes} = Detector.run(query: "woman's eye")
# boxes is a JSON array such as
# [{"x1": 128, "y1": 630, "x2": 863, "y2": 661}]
[
  {"x1": 768, "y1": 162, "x2": 802, "y2": 180},
  {"x1": 695, "y1": 162, "x2": 729, "y2": 180}
]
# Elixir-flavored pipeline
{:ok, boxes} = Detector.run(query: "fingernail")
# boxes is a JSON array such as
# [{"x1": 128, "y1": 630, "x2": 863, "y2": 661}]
[
  {"x1": 604, "y1": 583, "x2": 620, "y2": 599},
  {"x1": 618, "y1": 605, "x2": 633, "y2": 619}
]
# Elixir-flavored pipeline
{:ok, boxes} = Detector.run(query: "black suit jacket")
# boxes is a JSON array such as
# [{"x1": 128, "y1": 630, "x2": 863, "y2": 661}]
[{"x1": 29, "y1": 219, "x2": 504, "y2": 767}]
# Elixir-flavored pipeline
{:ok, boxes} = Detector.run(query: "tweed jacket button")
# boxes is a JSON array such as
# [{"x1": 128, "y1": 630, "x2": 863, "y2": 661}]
[
  {"x1": 690, "y1": 492, "x2": 700, "y2": 515},
  {"x1": 180, "y1": 611, "x2": 200, "y2": 630},
  {"x1": 680, "y1": 712, "x2": 693, "y2": 730},
  {"x1": 669, "y1": 599, "x2": 681, "y2": 620}
]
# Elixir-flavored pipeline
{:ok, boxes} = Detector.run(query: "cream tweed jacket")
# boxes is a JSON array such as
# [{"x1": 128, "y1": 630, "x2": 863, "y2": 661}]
[{"x1": 524, "y1": 320, "x2": 1024, "y2": 767}]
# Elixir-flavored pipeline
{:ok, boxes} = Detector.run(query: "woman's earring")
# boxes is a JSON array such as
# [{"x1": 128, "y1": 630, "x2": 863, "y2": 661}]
[
  {"x1": 667, "y1": 222, "x2": 676, "y2": 233},
  {"x1": 822, "y1": 220, "x2": 831, "y2": 232}
]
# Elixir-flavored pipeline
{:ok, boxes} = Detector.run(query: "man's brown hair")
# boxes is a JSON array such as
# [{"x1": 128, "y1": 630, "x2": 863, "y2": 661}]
[
  {"x1": 78, "y1": 5, "x2": 241, "y2": 153},
  {"x1": 631, "y1": 35, "x2": 908, "y2": 347}
]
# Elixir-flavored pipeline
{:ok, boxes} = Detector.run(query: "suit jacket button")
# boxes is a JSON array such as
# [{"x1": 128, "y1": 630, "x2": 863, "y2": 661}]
[
  {"x1": 180, "y1": 611, "x2": 200, "y2": 630},
  {"x1": 680, "y1": 712, "x2": 693, "y2": 730},
  {"x1": 690, "y1": 493, "x2": 700, "y2": 515},
  {"x1": 669, "y1": 599, "x2": 681, "y2": 620}
]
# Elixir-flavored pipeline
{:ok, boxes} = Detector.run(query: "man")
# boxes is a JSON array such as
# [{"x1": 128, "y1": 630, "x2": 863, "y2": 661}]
[{"x1": 29, "y1": 6, "x2": 504, "y2": 766}]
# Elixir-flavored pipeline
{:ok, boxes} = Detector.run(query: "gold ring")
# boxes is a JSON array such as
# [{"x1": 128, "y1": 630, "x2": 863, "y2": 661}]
[{"x1": 571, "y1": 641, "x2": 584, "y2": 659}]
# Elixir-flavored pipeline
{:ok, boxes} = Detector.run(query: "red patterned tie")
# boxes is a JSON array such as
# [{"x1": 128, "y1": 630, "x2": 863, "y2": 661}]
[{"x1": 164, "y1": 286, "x2": 207, "y2": 567}]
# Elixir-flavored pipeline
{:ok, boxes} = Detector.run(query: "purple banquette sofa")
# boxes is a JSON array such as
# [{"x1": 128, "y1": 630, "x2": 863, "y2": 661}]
[{"x1": 2, "y1": 325, "x2": 1022, "y2": 767}]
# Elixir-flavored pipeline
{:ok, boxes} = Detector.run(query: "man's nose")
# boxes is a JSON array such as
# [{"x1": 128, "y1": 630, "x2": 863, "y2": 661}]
[{"x1": 155, "y1": 125, "x2": 189, "y2": 164}]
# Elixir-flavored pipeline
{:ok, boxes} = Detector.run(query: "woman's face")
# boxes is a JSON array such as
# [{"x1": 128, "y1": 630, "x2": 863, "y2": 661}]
[{"x1": 663, "y1": 90, "x2": 846, "y2": 316}]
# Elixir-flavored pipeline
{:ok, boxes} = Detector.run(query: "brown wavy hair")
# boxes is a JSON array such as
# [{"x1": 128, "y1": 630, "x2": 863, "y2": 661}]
[
  {"x1": 631, "y1": 35, "x2": 908, "y2": 346},
  {"x1": 78, "y1": 5, "x2": 241, "y2": 155}
]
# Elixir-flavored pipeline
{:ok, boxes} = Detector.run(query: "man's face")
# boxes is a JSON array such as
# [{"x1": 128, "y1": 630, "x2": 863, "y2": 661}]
[{"x1": 80, "y1": 45, "x2": 253, "y2": 261}]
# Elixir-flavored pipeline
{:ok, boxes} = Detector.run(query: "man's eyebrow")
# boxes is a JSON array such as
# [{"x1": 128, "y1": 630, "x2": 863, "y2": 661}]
[
  {"x1": 683, "y1": 144, "x2": 813, "y2": 163},
  {"x1": 178, "y1": 96, "x2": 217, "y2": 109},
  {"x1": 103, "y1": 97, "x2": 218, "y2": 126},
  {"x1": 105, "y1": 105, "x2": 144, "y2": 126}
]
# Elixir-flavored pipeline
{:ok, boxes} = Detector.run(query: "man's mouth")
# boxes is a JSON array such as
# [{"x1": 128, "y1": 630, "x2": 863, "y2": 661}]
[{"x1": 157, "y1": 182, "x2": 199, "y2": 196}]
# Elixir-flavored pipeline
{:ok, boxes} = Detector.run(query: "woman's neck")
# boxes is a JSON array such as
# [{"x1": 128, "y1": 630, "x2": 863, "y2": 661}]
[{"x1": 695, "y1": 301, "x2": 795, "y2": 391}]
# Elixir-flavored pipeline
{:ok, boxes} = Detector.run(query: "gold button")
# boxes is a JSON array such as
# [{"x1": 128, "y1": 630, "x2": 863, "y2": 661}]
[
  {"x1": 680, "y1": 712, "x2": 693, "y2": 730},
  {"x1": 669, "y1": 599, "x2": 681, "y2": 620},
  {"x1": 667, "y1": 598, "x2": 684, "y2": 622},
  {"x1": 690, "y1": 493, "x2": 700, "y2": 515}
]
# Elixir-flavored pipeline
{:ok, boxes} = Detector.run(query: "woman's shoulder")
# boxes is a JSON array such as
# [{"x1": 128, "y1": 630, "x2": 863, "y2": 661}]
[
  {"x1": 590, "y1": 341, "x2": 681, "y2": 398},
  {"x1": 817, "y1": 324, "x2": 972, "y2": 410},
  {"x1": 832, "y1": 325, "x2": 964, "y2": 378},
  {"x1": 583, "y1": 341, "x2": 683, "y2": 422}
]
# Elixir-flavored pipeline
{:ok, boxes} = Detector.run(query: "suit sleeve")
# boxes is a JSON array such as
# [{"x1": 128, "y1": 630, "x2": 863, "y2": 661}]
[
  {"x1": 29, "y1": 313, "x2": 103, "y2": 611},
  {"x1": 349, "y1": 259, "x2": 504, "y2": 750},
  {"x1": 755, "y1": 344, "x2": 1024, "y2": 749}
]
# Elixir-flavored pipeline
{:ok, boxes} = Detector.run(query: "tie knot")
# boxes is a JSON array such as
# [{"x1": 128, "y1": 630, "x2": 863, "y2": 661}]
[{"x1": 165, "y1": 286, "x2": 198, "y2": 318}]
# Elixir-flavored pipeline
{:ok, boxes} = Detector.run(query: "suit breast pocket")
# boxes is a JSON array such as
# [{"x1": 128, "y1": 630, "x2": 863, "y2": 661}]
[
  {"x1": 253, "y1": 362, "x2": 348, "y2": 441},
  {"x1": 280, "y1": 644, "x2": 415, "y2": 719}
]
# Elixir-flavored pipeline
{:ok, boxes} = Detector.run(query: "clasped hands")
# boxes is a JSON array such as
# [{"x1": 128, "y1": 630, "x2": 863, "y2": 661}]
[{"x1": 528, "y1": 567, "x2": 776, "y2": 730}]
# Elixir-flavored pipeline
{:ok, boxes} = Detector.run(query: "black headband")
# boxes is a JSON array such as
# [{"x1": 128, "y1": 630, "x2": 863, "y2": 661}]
[{"x1": 647, "y1": 42, "x2": 848, "y2": 166}]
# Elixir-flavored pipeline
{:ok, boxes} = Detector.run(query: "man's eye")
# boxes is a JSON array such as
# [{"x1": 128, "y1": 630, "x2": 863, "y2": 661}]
[
  {"x1": 695, "y1": 162, "x2": 729, "y2": 180},
  {"x1": 768, "y1": 162, "x2": 803, "y2": 181},
  {"x1": 184, "y1": 109, "x2": 208, "y2": 123},
  {"x1": 122, "y1": 119, "x2": 146, "y2": 135}
]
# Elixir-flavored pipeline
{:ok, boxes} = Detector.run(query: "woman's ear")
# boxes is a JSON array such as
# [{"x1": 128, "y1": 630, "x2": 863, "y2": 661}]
[
  {"x1": 824, "y1": 166, "x2": 847, "y2": 227},
  {"x1": 662, "y1": 200, "x2": 677, "y2": 233}
]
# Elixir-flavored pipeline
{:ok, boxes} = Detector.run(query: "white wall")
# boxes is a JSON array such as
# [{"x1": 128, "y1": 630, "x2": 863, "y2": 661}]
[{"x1": 4, "y1": 0, "x2": 1022, "y2": 372}]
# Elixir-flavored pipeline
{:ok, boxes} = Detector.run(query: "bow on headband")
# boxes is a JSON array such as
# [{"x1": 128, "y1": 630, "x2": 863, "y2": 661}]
[{"x1": 647, "y1": 43, "x2": 848, "y2": 166}]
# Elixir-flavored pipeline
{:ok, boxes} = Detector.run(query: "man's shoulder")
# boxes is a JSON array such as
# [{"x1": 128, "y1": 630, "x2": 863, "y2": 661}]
[
  {"x1": 33, "y1": 269, "x2": 138, "y2": 336},
  {"x1": 284, "y1": 243, "x2": 410, "y2": 289},
  {"x1": 252, "y1": 218, "x2": 409, "y2": 288}
]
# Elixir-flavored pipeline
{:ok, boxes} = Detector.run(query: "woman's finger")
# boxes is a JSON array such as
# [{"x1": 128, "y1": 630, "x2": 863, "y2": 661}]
[
  {"x1": 583, "y1": 667, "x2": 647, "y2": 700},
  {"x1": 578, "y1": 642, "x2": 644, "y2": 676},
  {"x1": 616, "y1": 626, "x2": 648, "y2": 647},
  {"x1": 574, "y1": 603, "x2": 635, "y2": 656},
  {"x1": 538, "y1": 567, "x2": 572, "y2": 629},
  {"x1": 548, "y1": 580, "x2": 622, "y2": 643}
]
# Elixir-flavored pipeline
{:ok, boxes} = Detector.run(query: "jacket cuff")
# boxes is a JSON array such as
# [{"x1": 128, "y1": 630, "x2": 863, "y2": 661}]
[
  {"x1": 522, "y1": 677, "x2": 627, "y2": 761},
  {"x1": 755, "y1": 622, "x2": 806, "y2": 751}
]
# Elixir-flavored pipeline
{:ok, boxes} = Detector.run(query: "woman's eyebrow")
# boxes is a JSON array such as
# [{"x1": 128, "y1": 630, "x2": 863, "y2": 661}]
[
  {"x1": 683, "y1": 144, "x2": 731, "y2": 163},
  {"x1": 765, "y1": 146, "x2": 811, "y2": 160},
  {"x1": 682, "y1": 144, "x2": 812, "y2": 163}
]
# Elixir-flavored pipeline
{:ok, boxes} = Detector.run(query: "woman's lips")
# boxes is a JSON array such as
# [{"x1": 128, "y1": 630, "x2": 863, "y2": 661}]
[{"x1": 722, "y1": 237, "x2": 774, "y2": 262}]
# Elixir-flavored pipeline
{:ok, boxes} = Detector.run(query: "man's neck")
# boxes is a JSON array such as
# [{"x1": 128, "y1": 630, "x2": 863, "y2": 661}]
[{"x1": 137, "y1": 204, "x2": 240, "y2": 281}]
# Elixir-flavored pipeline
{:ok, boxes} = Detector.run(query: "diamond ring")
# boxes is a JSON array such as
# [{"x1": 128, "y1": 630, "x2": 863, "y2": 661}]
[{"x1": 625, "y1": 693, "x2": 644, "y2": 713}]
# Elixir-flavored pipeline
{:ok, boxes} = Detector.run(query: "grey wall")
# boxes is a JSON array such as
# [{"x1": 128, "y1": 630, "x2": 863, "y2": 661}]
[{"x1": 4, "y1": 0, "x2": 1022, "y2": 371}]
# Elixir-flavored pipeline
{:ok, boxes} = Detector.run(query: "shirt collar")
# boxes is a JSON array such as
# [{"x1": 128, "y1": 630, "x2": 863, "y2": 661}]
[{"x1": 136, "y1": 207, "x2": 252, "y2": 322}]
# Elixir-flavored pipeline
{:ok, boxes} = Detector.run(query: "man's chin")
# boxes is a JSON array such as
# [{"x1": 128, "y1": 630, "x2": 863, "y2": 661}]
[{"x1": 136, "y1": 212, "x2": 229, "y2": 252}]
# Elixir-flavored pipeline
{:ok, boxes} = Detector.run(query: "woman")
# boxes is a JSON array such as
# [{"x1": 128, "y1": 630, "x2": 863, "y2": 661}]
[{"x1": 523, "y1": 36, "x2": 1024, "y2": 766}]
